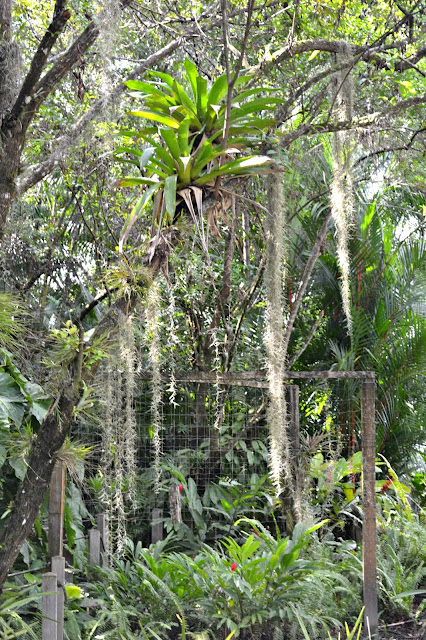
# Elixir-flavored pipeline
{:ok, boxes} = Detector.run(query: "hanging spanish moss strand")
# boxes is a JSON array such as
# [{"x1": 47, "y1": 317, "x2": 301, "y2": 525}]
[
  {"x1": 119, "y1": 315, "x2": 138, "y2": 509},
  {"x1": 99, "y1": 364, "x2": 114, "y2": 540},
  {"x1": 98, "y1": 315, "x2": 139, "y2": 554},
  {"x1": 212, "y1": 326, "x2": 224, "y2": 432},
  {"x1": 99, "y1": 363, "x2": 127, "y2": 554},
  {"x1": 146, "y1": 283, "x2": 163, "y2": 492},
  {"x1": 165, "y1": 280, "x2": 178, "y2": 407},
  {"x1": 264, "y1": 172, "x2": 291, "y2": 495},
  {"x1": 96, "y1": 0, "x2": 121, "y2": 97},
  {"x1": 330, "y1": 46, "x2": 355, "y2": 335}
]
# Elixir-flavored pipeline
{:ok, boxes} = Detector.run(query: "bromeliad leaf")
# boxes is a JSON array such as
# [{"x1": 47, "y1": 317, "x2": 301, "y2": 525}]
[
  {"x1": 140, "y1": 147, "x2": 156, "y2": 171},
  {"x1": 128, "y1": 110, "x2": 180, "y2": 129},
  {"x1": 118, "y1": 177, "x2": 160, "y2": 187},
  {"x1": 119, "y1": 182, "x2": 162, "y2": 252},
  {"x1": 164, "y1": 175, "x2": 177, "y2": 219},
  {"x1": 117, "y1": 60, "x2": 280, "y2": 251},
  {"x1": 0, "y1": 372, "x2": 26, "y2": 428},
  {"x1": 194, "y1": 155, "x2": 272, "y2": 187}
]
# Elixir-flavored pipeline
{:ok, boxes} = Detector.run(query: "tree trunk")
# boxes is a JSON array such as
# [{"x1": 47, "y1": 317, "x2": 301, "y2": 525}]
[
  {"x1": 0, "y1": 390, "x2": 75, "y2": 588},
  {"x1": 0, "y1": 134, "x2": 22, "y2": 240}
]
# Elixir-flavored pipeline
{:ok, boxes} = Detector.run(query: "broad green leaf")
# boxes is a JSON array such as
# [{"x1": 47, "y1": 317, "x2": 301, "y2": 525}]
[
  {"x1": 145, "y1": 155, "x2": 174, "y2": 178},
  {"x1": 184, "y1": 58, "x2": 199, "y2": 102},
  {"x1": 161, "y1": 128, "x2": 182, "y2": 163},
  {"x1": 174, "y1": 81, "x2": 199, "y2": 120},
  {"x1": 207, "y1": 73, "x2": 228, "y2": 108},
  {"x1": 193, "y1": 155, "x2": 271, "y2": 186},
  {"x1": 140, "y1": 147, "x2": 156, "y2": 171},
  {"x1": 164, "y1": 174, "x2": 177, "y2": 218},
  {"x1": 143, "y1": 97, "x2": 179, "y2": 116},
  {"x1": 114, "y1": 146, "x2": 142, "y2": 158},
  {"x1": 119, "y1": 183, "x2": 162, "y2": 252},
  {"x1": 269, "y1": 553, "x2": 280, "y2": 569},
  {"x1": 118, "y1": 177, "x2": 160, "y2": 187},
  {"x1": 23, "y1": 382, "x2": 50, "y2": 423},
  {"x1": 230, "y1": 97, "x2": 282, "y2": 118},
  {"x1": 0, "y1": 372, "x2": 25, "y2": 427},
  {"x1": 125, "y1": 79, "x2": 165, "y2": 95},
  {"x1": 0, "y1": 443, "x2": 7, "y2": 466},
  {"x1": 65, "y1": 585, "x2": 83, "y2": 599},
  {"x1": 196, "y1": 76, "x2": 208, "y2": 117},
  {"x1": 9, "y1": 456, "x2": 27, "y2": 481},
  {"x1": 148, "y1": 70, "x2": 175, "y2": 88},
  {"x1": 177, "y1": 116, "x2": 191, "y2": 156},
  {"x1": 128, "y1": 110, "x2": 180, "y2": 129},
  {"x1": 191, "y1": 140, "x2": 223, "y2": 178},
  {"x1": 119, "y1": 127, "x2": 157, "y2": 138},
  {"x1": 152, "y1": 145, "x2": 176, "y2": 171}
]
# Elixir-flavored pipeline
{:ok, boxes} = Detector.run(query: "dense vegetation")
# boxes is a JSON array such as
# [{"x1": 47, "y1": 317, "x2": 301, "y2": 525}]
[{"x1": 0, "y1": 0, "x2": 425, "y2": 637}]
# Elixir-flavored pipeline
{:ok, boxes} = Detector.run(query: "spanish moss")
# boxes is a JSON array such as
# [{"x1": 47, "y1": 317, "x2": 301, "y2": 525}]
[
  {"x1": 330, "y1": 48, "x2": 355, "y2": 335},
  {"x1": 145, "y1": 283, "x2": 162, "y2": 492},
  {"x1": 264, "y1": 172, "x2": 291, "y2": 495}
]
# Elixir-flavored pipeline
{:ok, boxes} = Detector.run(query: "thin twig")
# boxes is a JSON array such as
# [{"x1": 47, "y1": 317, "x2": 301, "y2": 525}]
[
  {"x1": 282, "y1": 209, "x2": 333, "y2": 358},
  {"x1": 287, "y1": 310, "x2": 324, "y2": 368}
]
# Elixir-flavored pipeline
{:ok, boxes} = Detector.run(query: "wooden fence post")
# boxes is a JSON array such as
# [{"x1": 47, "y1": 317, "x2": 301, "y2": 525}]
[
  {"x1": 169, "y1": 486, "x2": 182, "y2": 525},
  {"x1": 362, "y1": 375, "x2": 378, "y2": 637},
  {"x1": 88, "y1": 528, "x2": 101, "y2": 567},
  {"x1": 51, "y1": 556, "x2": 65, "y2": 640},
  {"x1": 151, "y1": 508, "x2": 163, "y2": 543},
  {"x1": 42, "y1": 572, "x2": 58, "y2": 640},
  {"x1": 96, "y1": 513, "x2": 109, "y2": 567},
  {"x1": 48, "y1": 461, "x2": 66, "y2": 559}
]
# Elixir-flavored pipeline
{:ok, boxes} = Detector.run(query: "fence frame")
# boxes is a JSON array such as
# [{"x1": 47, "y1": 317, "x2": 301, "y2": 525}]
[
  {"x1": 46, "y1": 369, "x2": 377, "y2": 637},
  {"x1": 172, "y1": 369, "x2": 378, "y2": 635}
]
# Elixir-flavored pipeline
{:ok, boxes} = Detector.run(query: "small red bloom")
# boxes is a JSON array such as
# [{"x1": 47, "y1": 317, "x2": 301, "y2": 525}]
[
  {"x1": 178, "y1": 484, "x2": 183, "y2": 493},
  {"x1": 231, "y1": 562, "x2": 237, "y2": 571},
  {"x1": 251, "y1": 528, "x2": 260, "y2": 537},
  {"x1": 380, "y1": 479, "x2": 392, "y2": 494}
]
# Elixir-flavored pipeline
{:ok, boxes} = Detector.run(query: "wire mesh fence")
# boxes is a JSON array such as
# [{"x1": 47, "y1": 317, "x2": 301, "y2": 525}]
[{"x1": 75, "y1": 372, "x2": 370, "y2": 545}]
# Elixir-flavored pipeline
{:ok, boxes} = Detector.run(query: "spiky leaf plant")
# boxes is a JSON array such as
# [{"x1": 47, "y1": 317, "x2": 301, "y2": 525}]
[
  {"x1": 115, "y1": 60, "x2": 280, "y2": 251},
  {"x1": 0, "y1": 294, "x2": 25, "y2": 352}
]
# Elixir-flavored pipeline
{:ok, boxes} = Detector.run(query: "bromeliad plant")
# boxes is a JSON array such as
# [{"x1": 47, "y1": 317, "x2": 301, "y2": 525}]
[{"x1": 116, "y1": 59, "x2": 281, "y2": 251}]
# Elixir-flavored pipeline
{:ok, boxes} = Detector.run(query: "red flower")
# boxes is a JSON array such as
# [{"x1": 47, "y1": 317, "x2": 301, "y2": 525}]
[
  {"x1": 380, "y1": 479, "x2": 392, "y2": 494},
  {"x1": 178, "y1": 484, "x2": 183, "y2": 493},
  {"x1": 231, "y1": 562, "x2": 237, "y2": 571},
  {"x1": 251, "y1": 528, "x2": 260, "y2": 537}
]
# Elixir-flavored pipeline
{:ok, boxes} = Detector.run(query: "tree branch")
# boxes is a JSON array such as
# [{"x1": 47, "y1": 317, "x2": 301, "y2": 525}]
[
  {"x1": 395, "y1": 44, "x2": 426, "y2": 71},
  {"x1": 353, "y1": 127, "x2": 426, "y2": 166},
  {"x1": 287, "y1": 310, "x2": 324, "y2": 368},
  {"x1": 250, "y1": 39, "x2": 409, "y2": 79},
  {"x1": 282, "y1": 209, "x2": 333, "y2": 358},
  {"x1": 16, "y1": 36, "x2": 186, "y2": 196},
  {"x1": 279, "y1": 94, "x2": 426, "y2": 149},
  {"x1": 5, "y1": 1, "x2": 71, "y2": 127},
  {"x1": 30, "y1": 0, "x2": 132, "y2": 114}
]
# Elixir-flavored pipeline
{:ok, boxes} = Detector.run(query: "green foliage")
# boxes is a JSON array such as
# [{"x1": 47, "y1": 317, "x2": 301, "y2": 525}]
[
  {"x1": 46, "y1": 320, "x2": 108, "y2": 373},
  {"x1": 79, "y1": 519, "x2": 336, "y2": 639},
  {"x1": 0, "y1": 349, "x2": 50, "y2": 510},
  {"x1": 0, "y1": 294, "x2": 26, "y2": 353},
  {"x1": 116, "y1": 61, "x2": 279, "y2": 251},
  {"x1": 0, "y1": 584, "x2": 41, "y2": 639},
  {"x1": 295, "y1": 607, "x2": 364, "y2": 640}
]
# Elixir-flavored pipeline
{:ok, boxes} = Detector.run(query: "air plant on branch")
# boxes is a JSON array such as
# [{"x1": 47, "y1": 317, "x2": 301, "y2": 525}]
[{"x1": 115, "y1": 58, "x2": 281, "y2": 252}]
